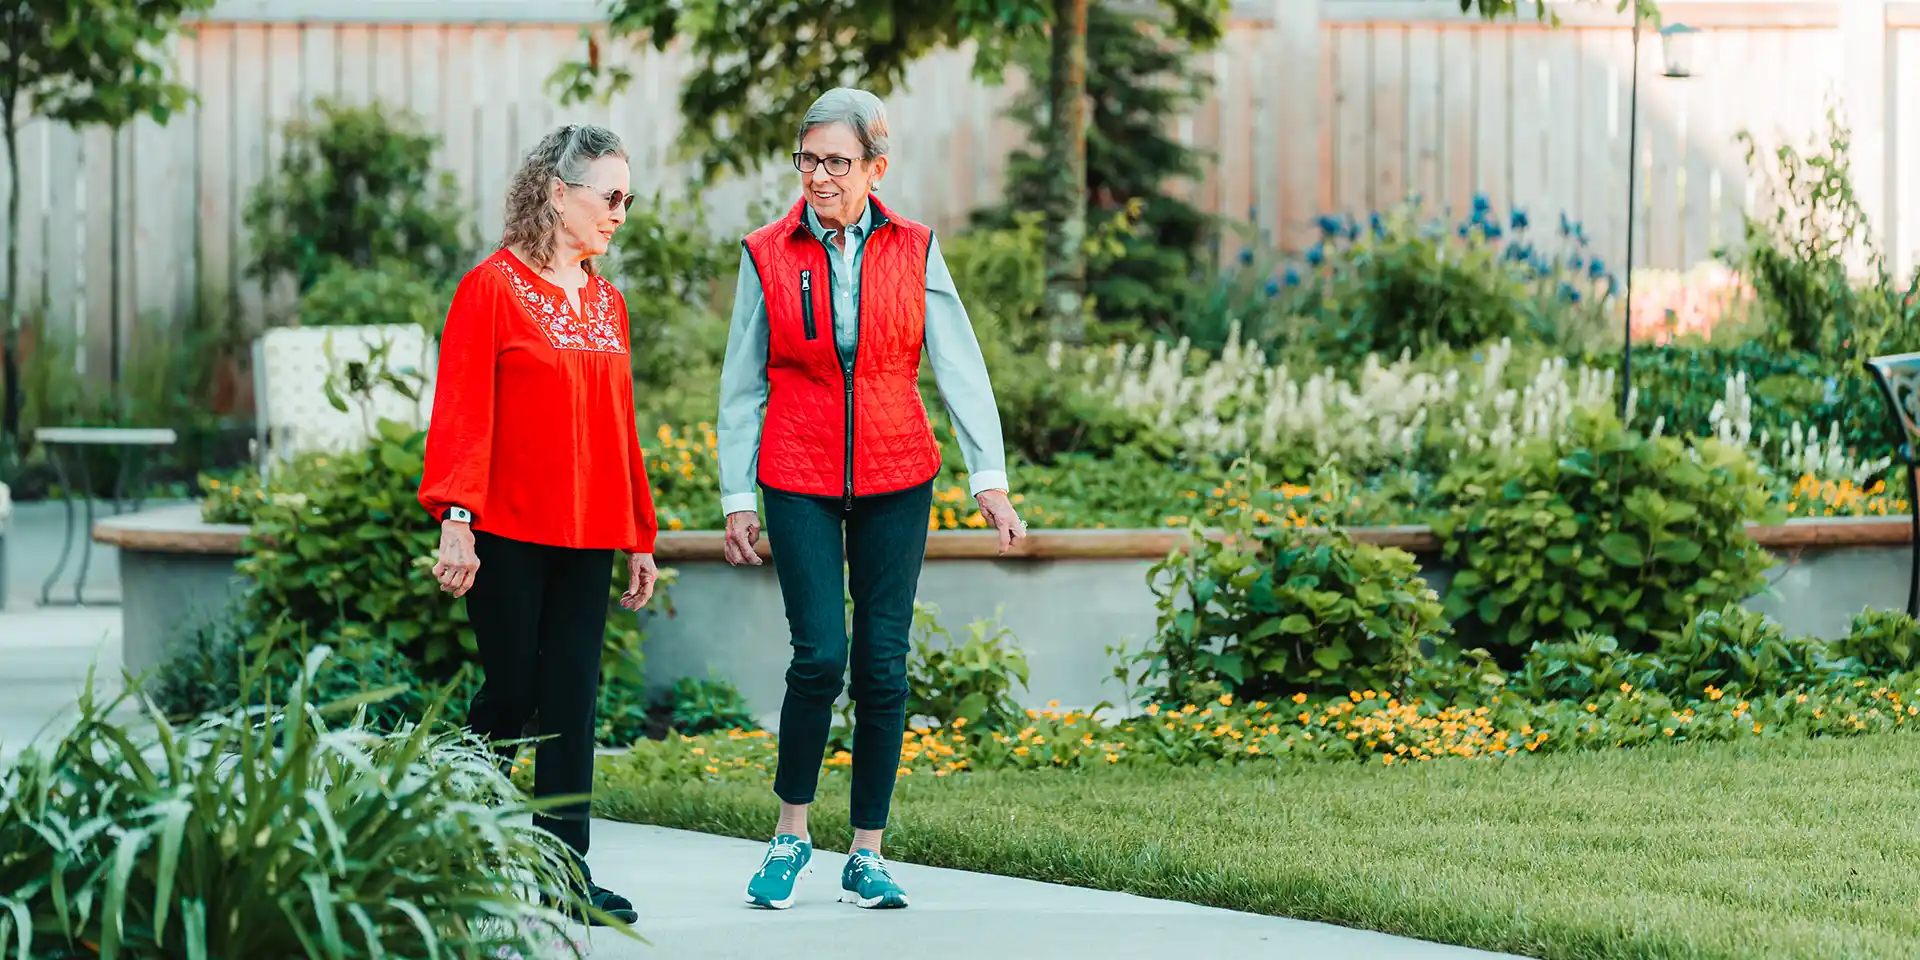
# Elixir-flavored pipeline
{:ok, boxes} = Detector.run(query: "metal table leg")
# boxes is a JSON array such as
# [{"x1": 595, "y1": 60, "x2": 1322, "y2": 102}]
[
  {"x1": 73, "y1": 449, "x2": 97, "y2": 606},
  {"x1": 39, "y1": 443, "x2": 76, "y2": 607}
]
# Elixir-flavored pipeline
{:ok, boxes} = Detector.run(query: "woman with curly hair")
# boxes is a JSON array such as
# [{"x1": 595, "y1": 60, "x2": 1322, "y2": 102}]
[{"x1": 418, "y1": 123, "x2": 658, "y2": 925}]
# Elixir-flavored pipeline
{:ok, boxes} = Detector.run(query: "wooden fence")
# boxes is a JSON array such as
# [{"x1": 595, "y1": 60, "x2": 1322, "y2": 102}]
[{"x1": 0, "y1": 0, "x2": 1907, "y2": 383}]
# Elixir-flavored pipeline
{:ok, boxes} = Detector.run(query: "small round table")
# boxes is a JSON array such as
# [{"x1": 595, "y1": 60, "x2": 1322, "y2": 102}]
[{"x1": 33, "y1": 426, "x2": 177, "y2": 607}]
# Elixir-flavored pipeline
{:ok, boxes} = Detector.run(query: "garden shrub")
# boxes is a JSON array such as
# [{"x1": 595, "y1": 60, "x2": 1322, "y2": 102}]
[
  {"x1": 1135, "y1": 463, "x2": 1447, "y2": 705},
  {"x1": 237, "y1": 417, "x2": 647, "y2": 683},
  {"x1": 1434, "y1": 408, "x2": 1779, "y2": 663},
  {"x1": 658, "y1": 676, "x2": 760, "y2": 736},
  {"x1": 243, "y1": 97, "x2": 475, "y2": 294},
  {"x1": 297, "y1": 258, "x2": 459, "y2": 332},
  {"x1": 1270, "y1": 198, "x2": 1617, "y2": 364},
  {"x1": 1652, "y1": 603, "x2": 1831, "y2": 696},
  {"x1": 1509, "y1": 631, "x2": 1670, "y2": 703},
  {"x1": 0, "y1": 649, "x2": 606, "y2": 960},
  {"x1": 904, "y1": 602, "x2": 1032, "y2": 733},
  {"x1": 1829, "y1": 607, "x2": 1920, "y2": 677}
]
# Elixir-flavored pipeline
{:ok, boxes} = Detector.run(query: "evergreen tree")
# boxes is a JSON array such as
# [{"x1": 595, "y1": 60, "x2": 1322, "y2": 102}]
[{"x1": 978, "y1": 1, "x2": 1214, "y2": 338}]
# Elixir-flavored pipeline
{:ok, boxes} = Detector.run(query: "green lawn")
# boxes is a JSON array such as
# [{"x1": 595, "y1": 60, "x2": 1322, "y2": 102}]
[{"x1": 593, "y1": 733, "x2": 1920, "y2": 960}]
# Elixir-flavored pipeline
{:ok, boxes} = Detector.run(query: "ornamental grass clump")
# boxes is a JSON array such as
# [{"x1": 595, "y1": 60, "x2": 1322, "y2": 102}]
[{"x1": 0, "y1": 648, "x2": 627, "y2": 960}]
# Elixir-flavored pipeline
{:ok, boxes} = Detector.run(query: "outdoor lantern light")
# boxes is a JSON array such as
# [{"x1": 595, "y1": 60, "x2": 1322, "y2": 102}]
[{"x1": 1659, "y1": 22, "x2": 1700, "y2": 78}]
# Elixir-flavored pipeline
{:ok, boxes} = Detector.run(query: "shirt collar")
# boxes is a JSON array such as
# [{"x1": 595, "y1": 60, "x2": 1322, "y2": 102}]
[{"x1": 803, "y1": 199, "x2": 872, "y2": 243}]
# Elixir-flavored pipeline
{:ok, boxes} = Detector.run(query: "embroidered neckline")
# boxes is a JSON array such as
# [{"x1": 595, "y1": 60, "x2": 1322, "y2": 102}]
[{"x1": 490, "y1": 252, "x2": 626, "y2": 354}]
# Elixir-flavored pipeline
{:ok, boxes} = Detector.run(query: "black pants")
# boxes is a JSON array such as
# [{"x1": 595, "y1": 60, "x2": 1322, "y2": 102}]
[
  {"x1": 465, "y1": 530, "x2": 611, "y2": 858},
  {"x1": 763, "y1": 479, "x2": 933, "y2": 831}
]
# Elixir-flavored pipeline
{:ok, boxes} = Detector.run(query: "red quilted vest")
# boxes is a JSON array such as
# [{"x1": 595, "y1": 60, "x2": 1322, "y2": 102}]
[{"x1": 743, "y1": 196, "x2": 942, "y2": 505}]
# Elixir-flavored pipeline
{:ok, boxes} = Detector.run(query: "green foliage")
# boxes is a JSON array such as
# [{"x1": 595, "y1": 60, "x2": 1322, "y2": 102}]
[
  {"x1": 1137, "y1": 462, "x2": 1445, "y2": 704},
  {"x1": 1509, "y1": 631, "x2": 1670, "y2": 703},
  {"x1": 1271, "y1": 201, "x2": 1615, "y2": 364},
  {"x1": 905, "y1": 602, "x2": 1032, "y2": 733},
  {"x1": 1434, "y1": 409, "x2": 1780, "y2": 661},
  {"x1": 553, "y1": 0, "x2": 1224, "y2": 178},
  {"x1": 661, "y1": 676, "x2": 759, "y2": 736},
  {"x1": 0, "y1": 648, "x2": 621, "y2": 960},
  {"x1": 1726, "y1": 105, "x2": 1920, "y2": 362},
  {"x1": 1653, "y1": 603, "x2": 1830, "y2": 695},
  {"x1": 978, "y1": 1, "x2": 1215, "y2": 334},
  {"x1": 1832, "y1": 608, "x2": 1920, "y2": 677},
  {"x1": 603, "y1": 195, "x2": 737, "y2": 427},
  {"x1": 298, "y1": 259, "x2": 459, "y2": 333},
  {"x1": 237, "y1": 418, "x2": 647, "y2": 683},
  {"x1": 243, "y1": 97, "x2": 475, "y2": 294}
]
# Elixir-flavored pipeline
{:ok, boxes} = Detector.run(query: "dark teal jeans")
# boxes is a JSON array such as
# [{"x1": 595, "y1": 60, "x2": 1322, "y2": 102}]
[{"x1": 762, "y1": 479, "x2": 933, "y2": 831}]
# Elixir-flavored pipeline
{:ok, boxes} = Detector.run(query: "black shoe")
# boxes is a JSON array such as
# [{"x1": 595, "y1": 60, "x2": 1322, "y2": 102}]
[{"x1": 585, "y1": 883, "x2": 639, "y2": 926}]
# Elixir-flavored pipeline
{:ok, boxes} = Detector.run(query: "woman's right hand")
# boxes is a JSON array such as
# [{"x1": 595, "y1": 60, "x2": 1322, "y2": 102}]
[
  {"x1": 434, "y1": 520, "x2": 481, "y2": 597},
  {"x1": 723, "y1": 510, "x2": 763, "y2": 566}
]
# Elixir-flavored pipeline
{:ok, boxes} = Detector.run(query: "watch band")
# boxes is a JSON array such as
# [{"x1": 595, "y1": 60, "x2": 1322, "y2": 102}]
[{"x1": 445, "y1": 506, "x2": 473, "y2": 523}]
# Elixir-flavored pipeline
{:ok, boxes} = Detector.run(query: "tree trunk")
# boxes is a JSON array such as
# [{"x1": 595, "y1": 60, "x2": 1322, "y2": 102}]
[
  {"x1": 2, "y1": 114, "x2": 20, "y2": 457},
  {"x1": 1041, "y1": 0, "x2": 1089, "y2": 345}
]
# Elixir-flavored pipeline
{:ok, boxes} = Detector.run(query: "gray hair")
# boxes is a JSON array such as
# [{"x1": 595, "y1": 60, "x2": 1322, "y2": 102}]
[
  {"x1": 501, "y1": 123, "x2": 629, "y2": 273},
  {"x1": 796, "y1": 88, "x2": 891, "y2": 159}
]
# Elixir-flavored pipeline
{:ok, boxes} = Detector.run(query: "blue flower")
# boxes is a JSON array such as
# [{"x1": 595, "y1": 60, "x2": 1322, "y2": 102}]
[
  {"x1": 1504, "y1": 243, "x2": 1533, "y2": 263},
  {"x1": 1345, "y1": 216, "x2": 1362, "y2": 242},
  {"x1": 1559, "y1": 213, "x2": 1575, "y2": 237},
  {"x1": 1588, "y1": 258, "x2": 1607, "y2": 280},
  {"x1": 1458, "y1": 223, "x2": 1472, "y2": 238},
  {"x1": 1316, "y1": 214, "x2": 1343, "y2": 238},
  {"x1": 1483, "y1": 223, "x2": 1504, "y2": 240},
  {"x1": 1511, "y1": 209, "x2": 1529, "y2": 231},
  {"x1": 1473, "y1": 193, "x2": 1491, "y2": 214},
  {"x1": 1472, "y1": 351, "x2": 1484, "y2": 364},
  {"x1": 1306, "y1": 244, "x2": 1325, "y2": 267},
  {"x1": 1370, "y1": 213, "x2": 1385, "y2": 238},
  {"x1": 1569, "y1": 254, "x2": 1585, "y2": 272},
  {"x1": 1608, "y1": 275, "x2": 1622, "y2": 297},
  {"x1": 1557, "y1": 281, "x2": 1581, "y2": 303},
  {"x1": 1283, "y1": 265, "x2": 1302, "y2": 287},
  {"x1": 1265, "y1": 278, "x2": 1281, "y2": 297},
  {"x1": 1239, "y1": 247, "x2": 1254, "y2": 265}
]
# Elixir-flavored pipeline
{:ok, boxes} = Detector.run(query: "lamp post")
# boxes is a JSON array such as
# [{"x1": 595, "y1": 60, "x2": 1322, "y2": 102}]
[{"x1": 1619, "y1": 11, "x2": 1698, "y2": 422}]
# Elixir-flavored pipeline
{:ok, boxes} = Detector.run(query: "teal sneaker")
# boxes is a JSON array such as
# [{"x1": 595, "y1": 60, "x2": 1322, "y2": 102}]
[
  {"x1": 744, "y1": 834, "x2": 813, "y2": 909},
  {"x1": 839, "y1": 849, "x2": 909, "y2": 909}
]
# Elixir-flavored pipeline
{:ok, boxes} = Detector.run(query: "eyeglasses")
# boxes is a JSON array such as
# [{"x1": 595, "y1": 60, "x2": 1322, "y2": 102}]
[
  {"x1": 792, "y1": 153, "x2": 861, "y2": 177},
  {"x1": 562, "y1": 180, "x2": 635, "y2": 212}
]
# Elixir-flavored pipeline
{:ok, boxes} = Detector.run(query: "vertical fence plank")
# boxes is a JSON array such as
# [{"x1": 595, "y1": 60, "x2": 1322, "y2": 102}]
[
  {"x1": 1509, "y1": 25, "x2": 1552, "y2": 231},
  {"x1": 14, "y1": 120, "x2": 48, "y2": 323},
  {"x1": 231, "y1": 25, "x2": 270, "y2": 329},
  {"x1": 472, "y1": 25, "x2": 512, "y2": 246},
  {"x1": 1405, "y1": 24, "x2": 1441, "y2": 215},
  {"x1": 80, "y1": 126, "x2": 116, "y2": 382},
  {"x1": 1899, "y1": 28, "x2": 1920, "y2": 275},
  {"x1": 43, "y1": 126, "x2": 82, "y2": 364},
  {"x1": 1440, "y1": 27, "x2": 1477, "y2": 220},
  {"x1": 194, "y1": 24, "x2": 235, "y2": 324},
  {"x1": 1277, "y1": 0, "x2": 1322, "y2": 252},
  {"x1": 1330, "y1": 27, "x2": 1369, "y2": 216},
  {"x1": 1473, "y1": 25, "x2": 1511, "y2": 214},
  {"x1": 1370, "y1": 25, "x2": 1406, "y2": 211},
  {"x1": 1577, "y1": 26, "x2": 1628, "y2": 279}
]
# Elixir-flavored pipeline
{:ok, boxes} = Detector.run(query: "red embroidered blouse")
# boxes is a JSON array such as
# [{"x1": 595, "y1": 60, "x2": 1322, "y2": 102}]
[{"x1": 419, "y1": 247, "x2": 659, "y2": 553}]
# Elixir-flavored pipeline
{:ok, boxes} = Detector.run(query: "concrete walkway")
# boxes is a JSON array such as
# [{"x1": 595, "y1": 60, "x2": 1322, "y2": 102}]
[{"x1": 578, "y1": 820, "x2": 1528, "y2": 959}]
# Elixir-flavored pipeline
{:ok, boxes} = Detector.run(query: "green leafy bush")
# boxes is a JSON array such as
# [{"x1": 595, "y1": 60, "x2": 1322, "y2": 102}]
[
  {"x1": 0, "y1": 649, "x2": 620, "y2": 959},
  {"x1": 297, "y1": 259, "x2": 459, "y2": 332},
  {"x1": 237, "y1": 418, "x2": 646, "y2": 681},
  {"x1": 1434, "y1": 409, "x2": 1779, "y2": 661},
  {"x1": 1831, "y1": 608, "x2": 1920, "y2": 677},
  {"x1": 604, "y1": 194, "x2": 737, "y2": 428},
  {"x1": 1136, "y1": 463, "x2": 1446, "y2": 704},
  {"x1": 1653, "y1": 603, "x2": 1831, "y2": 695},
  {"x1": 1509, "y1": 631, "x2": 1669, "y2": 703},
  {"x1": 243, "y1": 97, "x2": 475, "y2": 294},
  {"x1": 660, "y1": 676, "x2": 759, "y2": 736},
  {"x1": 904, "y1": 602, "x2": 1032, "y2": 733}
]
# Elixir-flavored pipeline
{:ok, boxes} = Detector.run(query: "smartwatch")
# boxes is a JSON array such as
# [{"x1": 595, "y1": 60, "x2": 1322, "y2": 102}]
[{"x1": 445, "y1": 506, "x2": 473, "y2": 524}]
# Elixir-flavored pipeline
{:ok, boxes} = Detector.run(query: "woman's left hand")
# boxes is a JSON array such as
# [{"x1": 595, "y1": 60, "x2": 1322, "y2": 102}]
[
  {"x1": 975, "y1": 489, "x2": 1028, "y2": 555},
  {"x1": 622, "y1": 552, "x2": 659, "y2": 610}
]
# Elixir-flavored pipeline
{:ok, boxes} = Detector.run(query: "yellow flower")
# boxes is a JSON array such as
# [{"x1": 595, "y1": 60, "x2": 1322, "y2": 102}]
[
  {"x1": 1218, "y1": 693, "x2": 1233, "y2": 707},
  {"x1": 1291, "y1": 693, "x2": 1308, "y2": 704}
]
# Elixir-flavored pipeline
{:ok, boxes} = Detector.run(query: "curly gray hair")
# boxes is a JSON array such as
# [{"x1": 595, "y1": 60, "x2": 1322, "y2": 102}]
[{"x1": 500, "y1": 123, "x2": 628, "y2": 274}]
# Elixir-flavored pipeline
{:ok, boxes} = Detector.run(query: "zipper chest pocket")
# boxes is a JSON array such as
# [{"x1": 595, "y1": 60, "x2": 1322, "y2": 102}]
[{"x1": 800, "y1": 270, "x2": 818, "y2": 340}]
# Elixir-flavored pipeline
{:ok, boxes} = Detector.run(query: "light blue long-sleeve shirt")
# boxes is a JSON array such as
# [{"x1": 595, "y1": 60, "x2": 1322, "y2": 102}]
[{"x1": 716, "y1": 200, "x2": 1009, "y2": 518}]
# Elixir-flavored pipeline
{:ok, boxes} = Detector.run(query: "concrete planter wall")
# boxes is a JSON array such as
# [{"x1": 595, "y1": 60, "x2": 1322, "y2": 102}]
[{"x1": 96, "y1": 508, "x2": 1919, "y2": 719}]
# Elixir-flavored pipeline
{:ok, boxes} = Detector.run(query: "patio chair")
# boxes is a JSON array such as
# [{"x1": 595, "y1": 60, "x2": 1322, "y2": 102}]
[{"x1": 1864, "y1": 351, "x2": 1920, "y2": 618}]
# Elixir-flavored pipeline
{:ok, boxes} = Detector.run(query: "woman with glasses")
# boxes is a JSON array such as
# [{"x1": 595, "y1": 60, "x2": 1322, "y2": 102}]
[
  {"x1": 717, "y1": 87, "x2": 1028, "y2": 911},
  {"x1": 418, "y1": 123, "x2": 657, "y2": 926}
]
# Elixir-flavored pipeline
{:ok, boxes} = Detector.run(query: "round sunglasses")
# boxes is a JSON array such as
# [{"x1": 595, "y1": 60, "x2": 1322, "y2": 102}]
[{"x1": 563, "y1": 179, "x2": 636, "y2": 212}]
